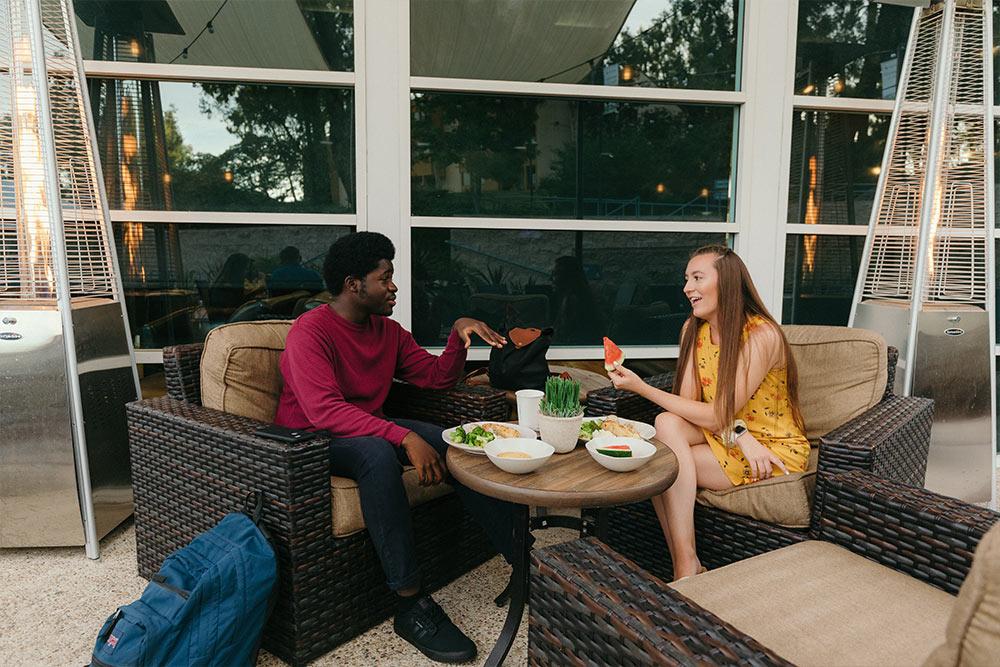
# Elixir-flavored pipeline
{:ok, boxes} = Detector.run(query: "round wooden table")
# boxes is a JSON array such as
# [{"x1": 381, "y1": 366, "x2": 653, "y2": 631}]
[{"x1": 447, "y1": 439, "x2": 678, "y2": 666}]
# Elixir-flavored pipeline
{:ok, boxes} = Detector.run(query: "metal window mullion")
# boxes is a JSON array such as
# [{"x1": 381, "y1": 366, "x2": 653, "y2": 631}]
[
  {"x1": 107, "y1": 210, "x2": 357, "y2": 225},
  {"x1": 411, "y1": 216, "x2": 735, "y2": 234},
  {"x1": 353, "y1": 0, "x2": 367, "y2": 231},
  {"x1": 410, "y1": 75, "x2": 746, "y2": 105},
  {"x1": 82, "y1": 60, "x2": 356, "y2": 87},
  {"x1": 792, "y1": 94, "x2": 896, "y2": 113},
  {"x1": 786, "y1": 224, "x2": 870, "y2": 236}
]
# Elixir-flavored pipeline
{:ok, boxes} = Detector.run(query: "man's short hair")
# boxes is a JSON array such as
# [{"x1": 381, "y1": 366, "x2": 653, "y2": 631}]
[
  {"x1": 279, "y1": 246, "x2": 301, "y2": 264},
  {"x1": 323, "y1": 232, "x2": 396, "y2": 295}
]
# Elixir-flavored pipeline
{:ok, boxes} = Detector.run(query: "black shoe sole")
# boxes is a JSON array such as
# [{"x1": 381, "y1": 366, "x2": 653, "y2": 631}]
[{"x1": 393, "y1": 624, "x2": 477, "y2": 664}]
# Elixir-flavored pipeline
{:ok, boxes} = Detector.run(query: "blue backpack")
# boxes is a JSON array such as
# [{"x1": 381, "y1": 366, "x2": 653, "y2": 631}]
[{"x1": 90, "y1": 494, "x2": 278, "y2": 666}]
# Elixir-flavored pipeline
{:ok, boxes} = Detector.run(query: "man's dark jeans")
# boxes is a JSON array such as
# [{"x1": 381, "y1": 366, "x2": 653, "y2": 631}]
[{"x1": 327, "y1": 418, "x2": 517, "y2": 592}]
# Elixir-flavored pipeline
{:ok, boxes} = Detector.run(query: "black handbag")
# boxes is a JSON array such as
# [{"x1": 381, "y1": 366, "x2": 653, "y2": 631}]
[{"x1": 488, "y1": 327, "x2": 553, "y2": 391}]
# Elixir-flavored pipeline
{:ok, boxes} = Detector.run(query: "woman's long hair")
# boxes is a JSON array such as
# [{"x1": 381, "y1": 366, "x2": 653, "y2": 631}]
[{"x1": 672, "y1": 245, "x2": 804, "y2": 434}]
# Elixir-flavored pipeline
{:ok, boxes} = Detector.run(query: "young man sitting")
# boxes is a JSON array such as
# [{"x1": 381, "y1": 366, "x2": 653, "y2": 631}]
[{"x1": 275, "y1": 232, "x2": 517, "y2": 663}]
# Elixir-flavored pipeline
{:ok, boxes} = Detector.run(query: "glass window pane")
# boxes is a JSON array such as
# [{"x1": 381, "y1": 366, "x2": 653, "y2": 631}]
[
  {"x1": 411, "y1": 0, "x2": 741, "y2": 91},
  {"x1": 75, "y1": 1, "x2": 354, "y2": 71},
  {"x1": 787, "y1": 110, "x2": 889, "y2": 226},
  {"x1": 115, "y1": 222, "x2": 352, "y2": 348},
  {"x1": 782, "y1": 233, "x2": 864, "y2": 325},
  {"x1": 412, "y1": 93, "x2": 734, "y2": 220},
  {"x1": 412, "y1": 228, "x2": 728, "y2": 346},
  {"x1": 796, "y1": 0, "x2": 912, "y2": 99},
  {"x1": 93, "y1": 80, "x2": 355, "y2": 213}
]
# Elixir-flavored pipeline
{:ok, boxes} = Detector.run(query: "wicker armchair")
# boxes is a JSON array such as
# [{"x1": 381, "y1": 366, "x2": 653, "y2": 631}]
[
  {"x1": 129, "y1": 343, "x2": 510, "y2": 666},
  {"x1": 530, "y1": 471, "x2": 1000, "y2": 665},
  {"x1": 584, "y1": 343, "x2": 935, "y2": 582}
]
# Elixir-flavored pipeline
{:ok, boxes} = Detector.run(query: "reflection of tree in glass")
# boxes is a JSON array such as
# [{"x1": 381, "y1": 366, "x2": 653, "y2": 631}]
[
  {"x1": 411, "y1": 94, "x2": 541, "y2": 216},
  {"x1": 161, "y1": 81, "x2": 354, "y2": 213},
  {"x1": 606, "y1": 0, "x2": 737, "y2": 90},
  {"x1": 299, "y1": 0, "x2": 354, "y2": 72},
  {"x1": 796, "y1": 1, "x2": 911, "y2": 97},
  {"x1": 541, "y1": 102, "x2": 732, "y2": 220}
]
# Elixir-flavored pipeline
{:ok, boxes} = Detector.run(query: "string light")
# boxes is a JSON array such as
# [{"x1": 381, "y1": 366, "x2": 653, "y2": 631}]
[{"x1": 169, "y1": 0, "x2": 231, "y2": 64}]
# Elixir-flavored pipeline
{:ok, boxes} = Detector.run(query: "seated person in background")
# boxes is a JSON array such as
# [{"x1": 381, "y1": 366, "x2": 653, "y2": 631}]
[
  {"x1": 206, "y1": 252, "x2": 266, "y2": 321},
  {"x1": 551, "y1": 255, "x2": 605, "y2": 344},
  {"x1": 275, "y1": 232, "x2": 516, "y2": 664},
  {"x1": 607, "y1": 245, "x2": 810, "y2": 582},
  {"x1": 267, "y1": 245, "x2": 324, "y2": 297}
]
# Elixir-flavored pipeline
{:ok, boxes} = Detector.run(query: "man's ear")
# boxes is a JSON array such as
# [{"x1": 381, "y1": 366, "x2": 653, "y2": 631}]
[{"x1": 344, "y1": 275, "x2": 360, "y2": 294}]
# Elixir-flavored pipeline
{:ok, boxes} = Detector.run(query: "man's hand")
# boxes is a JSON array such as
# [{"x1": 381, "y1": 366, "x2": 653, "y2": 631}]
[
  {"x1": 453, "y1": 317, "x2": 506, "y2": 349},
  {"x1": 401, "y1": 431, "x2": 446, "y2": 486},
  {"x1": 735, "y1": 432, "x2": 788, "y2": 481}
]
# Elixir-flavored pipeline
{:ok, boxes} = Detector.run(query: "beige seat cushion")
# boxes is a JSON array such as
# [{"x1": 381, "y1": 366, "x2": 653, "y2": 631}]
[
  {"x1": 696, "y1": 447, "x2": 818, "y2": 528},
  {"x1": 924, "y1": 522, "x2": 1000, "y2": 666},
  {"x1": 200, "y1": 320, "x2": 293, "y2": 421},
  {"x1": 331, "y1": 469, "x2": 453, "y2": 537},
  {"x1": 783, "y1": 325, "x2": 888, "y2": 441},
  {"x1": 670, "y1": 541, "x2": 954, "y2": 667}
]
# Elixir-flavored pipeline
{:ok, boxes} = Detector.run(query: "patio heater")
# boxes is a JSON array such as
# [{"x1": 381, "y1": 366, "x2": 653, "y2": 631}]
[
  {"x1": 0, "y1": 0, "x2": 139, "y2": 556},
  {"x1": 849, "y1": 0, "x2": 996, "y2": 505}
]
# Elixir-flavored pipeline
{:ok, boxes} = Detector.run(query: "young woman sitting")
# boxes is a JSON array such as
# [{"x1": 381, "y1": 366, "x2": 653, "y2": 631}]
[{"x1": 608, "y1": 245, "x2": 810, "y2": 581}]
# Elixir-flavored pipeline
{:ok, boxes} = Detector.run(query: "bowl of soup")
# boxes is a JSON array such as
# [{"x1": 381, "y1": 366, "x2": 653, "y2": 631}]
[{"x1": 484, "y1": 438, "x2": 554, "y2": 474}]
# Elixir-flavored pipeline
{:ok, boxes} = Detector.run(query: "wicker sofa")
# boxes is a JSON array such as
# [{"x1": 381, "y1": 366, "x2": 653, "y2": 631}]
[
  {"x1": 584, "y1": 325, "x2": 934, "y2": 582},
  {"x1": 530, "y1": 470, "x2": 1000, "y2": 665},
  {"x1": 126, "y1": 321, "x2": 511, "y2": 666}
]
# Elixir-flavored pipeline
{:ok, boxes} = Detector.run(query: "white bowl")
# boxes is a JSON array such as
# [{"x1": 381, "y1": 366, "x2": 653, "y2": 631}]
[
  {"x1": 485, "y1": 438, "x2": 554, "y2": 474},
  {"x1": 586, "y1": 437, "x2": 657, "y2": 472}
]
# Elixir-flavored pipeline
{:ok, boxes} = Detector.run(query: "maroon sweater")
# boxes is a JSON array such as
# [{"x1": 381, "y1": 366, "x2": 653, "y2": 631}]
[{"x1": 274, "y1": 305, "x2": 467, "y2": 445}]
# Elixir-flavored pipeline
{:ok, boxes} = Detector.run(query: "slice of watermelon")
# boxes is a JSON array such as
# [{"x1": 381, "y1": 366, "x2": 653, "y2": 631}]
[
  {"x1": 597, "y1": 447, "x2": 632, "y2": 458},
  {"x1": 603, "y1": 337, "x2": 625, "y2": 371}
]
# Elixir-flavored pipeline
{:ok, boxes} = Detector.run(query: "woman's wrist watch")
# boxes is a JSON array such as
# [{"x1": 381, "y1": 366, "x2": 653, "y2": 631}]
[{"x1": 728, "y1": 419, "x2": 748, "y2": 447}]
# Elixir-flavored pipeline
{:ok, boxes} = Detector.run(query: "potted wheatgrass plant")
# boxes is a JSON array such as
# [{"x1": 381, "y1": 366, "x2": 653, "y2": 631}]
[{"x1": 537, "y1": 376, "x2": 584, "y2": 454}]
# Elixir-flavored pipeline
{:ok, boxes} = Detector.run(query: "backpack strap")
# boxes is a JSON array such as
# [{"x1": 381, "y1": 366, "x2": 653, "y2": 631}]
[{"x1": 243, "y1": 491, "x2": 264, "y2": 525}]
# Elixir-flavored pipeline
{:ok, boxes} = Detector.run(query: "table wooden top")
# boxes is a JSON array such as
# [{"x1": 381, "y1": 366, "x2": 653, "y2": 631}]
[{"x1": 447, "y1": 439, "x2": 678, "y2": 508}]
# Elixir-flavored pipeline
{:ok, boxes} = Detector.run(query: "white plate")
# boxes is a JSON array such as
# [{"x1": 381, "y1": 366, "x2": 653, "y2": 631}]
[
  {"x1": 443, "y1": 421, "x2": 537, "y2": 455},
  {"x1": 579, "y1": 416, "x2": 655, "y2": 442}
]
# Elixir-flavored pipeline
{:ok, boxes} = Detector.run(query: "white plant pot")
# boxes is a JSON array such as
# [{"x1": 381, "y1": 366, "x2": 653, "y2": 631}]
[{"x1": 537, "y1": 412, "x2": 584, "y2": 454}]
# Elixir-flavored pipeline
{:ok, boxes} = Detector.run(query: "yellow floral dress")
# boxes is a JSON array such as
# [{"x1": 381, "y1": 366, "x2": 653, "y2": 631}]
[{"x1": 696, "y1": 316, "x2": 810, "y2": 486}]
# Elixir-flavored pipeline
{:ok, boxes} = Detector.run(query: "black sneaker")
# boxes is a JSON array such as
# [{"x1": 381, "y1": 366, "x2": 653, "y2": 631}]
[{"x1": 393, "y1": 595, "x2": 477, "y2": 663}]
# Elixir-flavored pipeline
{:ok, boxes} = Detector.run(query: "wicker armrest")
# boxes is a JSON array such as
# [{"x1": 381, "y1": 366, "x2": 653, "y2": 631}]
[
  {"x1": 819, "y1": 394, "x2": 934, "y2": 486},
  {"x1": 383, "y1": 381, "x2": 509, "y2": 426},
  {"x1": 126, "y1": 395, "x2": 332, "y2": 576},
  {"x1": 162, "y1": 343, "x2": 205, "y2": 403},
  {"x1": 815, "y1": 470, "x2": 1000, "y2": 595},
  {"x1": 584, "y1": 371, "x2": 675, "y2": 423},
  {"x1": 529, "y1": 537, "x2": 792, "y2": 666}
]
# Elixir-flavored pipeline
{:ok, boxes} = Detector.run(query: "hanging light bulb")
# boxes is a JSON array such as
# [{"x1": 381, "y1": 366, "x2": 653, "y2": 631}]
[
  {"x1": 621, "y1": 64, "x2": 634, "y2": 82},
  {"x1": 223, "y1": 168, "x2": 234, "y2": 183},
  {"x1": 129, "y1": 38, "x2": 141, "y2": 57},
  {"x1": 655, "y1": 182, "x2": 665, "y2": 194}
]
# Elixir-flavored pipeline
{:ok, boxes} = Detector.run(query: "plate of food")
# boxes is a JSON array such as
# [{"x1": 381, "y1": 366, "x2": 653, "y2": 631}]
[
  {"x1": 579, "y1": 415, "x2": 655, "y2": 442},
  {"x1": 443, "y1": 421, "x2": 537, "y2": 454}
]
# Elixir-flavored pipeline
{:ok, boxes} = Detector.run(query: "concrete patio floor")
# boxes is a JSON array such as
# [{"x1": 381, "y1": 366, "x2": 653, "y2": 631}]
[
  {"x1": 2, "y1": 471, "x2": 997, "y2": 666},
  {"x1": 0, "y1": 517, "x2": 576, "y2": 666}
]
